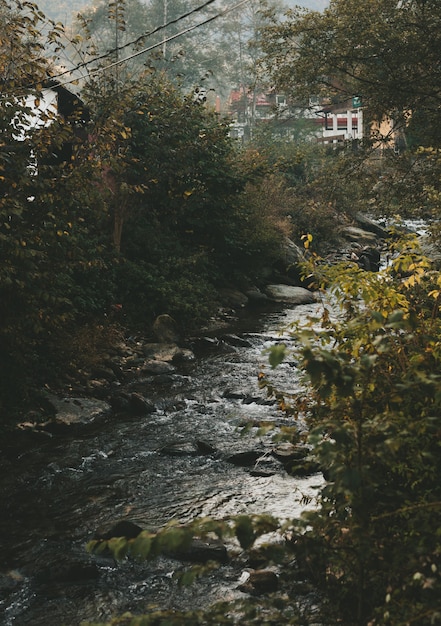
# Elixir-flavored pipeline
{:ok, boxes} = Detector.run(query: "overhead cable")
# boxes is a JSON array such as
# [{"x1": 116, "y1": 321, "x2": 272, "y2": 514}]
[
  {"x1": 53, "y1": 0, "x2": 251, "y2": 89},
  {"x1": 51, "y1": 0, "x2": 220, "y2": 83}
]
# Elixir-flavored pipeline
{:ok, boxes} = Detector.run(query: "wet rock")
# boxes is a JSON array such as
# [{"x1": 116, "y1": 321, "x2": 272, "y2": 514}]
[
  {"x1": 152, "y1": 314, "x2": 180, "y2": 343},
  {"x1": 283, "y1": 458, "x2": 321, "y2": 477},
  {"x1": 0, "y1": 570, "x2": 23, "y2": 594},
  {"x1": 218, "y1": 288, "x2": 249, "y2": 309},
  {"x1": 272, "y1": 443, "x2": 309, "y2": 462},
  {"x1": 171, "y1": 538, "x2": 229, "y2": 564},
  {"x1": 221, "y1": 334, "x2": 253, "y2": 348},
  {"x1": 238, "y1": 569, "x2": 279, "y2": 594},
  {"x1": 249, "y1": 469, "x2": 276, "y2": 477},
  {"x1": 245, "y1": 288, "x2": 270, "y2": 304},
  {"x1": 42, "y1": 395, "x2": 111, "y2": 431},
  {"x1": 356, "y1": 246, "x2": 381, "y2": 272},
  {"x1": 143, "y1": 343, "x2": 195, "y2": 363},
  {"x1": 222, "y1": 388, "x2": 248, "y2": 400},
  {"x1": 159, "y1": 441, "x2": 199, "y2": 456},
  {"x1": 159, "y1": 439, "x2": 216, "y2": 457},
  {"x1": 264, "y1": 285, "x2": 317, "y2": 305},
  {"x1": 195, "y1": 440, "x2": 217, "y2": 455},
  {"x1": 110, "y1": 391, "x2": 155, "y2": 415},
  {"x1": 141, "y1": 359, "x2": 176, "y2": 375},
  {"x1": 89, "y1": 365, "x2": 118, "y2": 382},
  {"x1": 95, "y1": 520, "x2": 143, "y2": 540},
  {"x1": 226, "y1": 450, "x2": 263, "y2": 467},
  {"x1": 354, "y1": 212, "x2": 389, "y2": 238},
  {"x1": 340, "y1": 225, "x2": 378, "y2": 244},
  {"x1": 242, "y1": 395, "x2": 273, "y2": 405},
  {"x1": 128, "y1": 392, "x2": 155, "y2": 415}
]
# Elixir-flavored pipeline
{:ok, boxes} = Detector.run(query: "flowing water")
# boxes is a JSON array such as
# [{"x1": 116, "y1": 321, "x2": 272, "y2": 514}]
[{"x1": 0, "y1": 301, "x2": 326, "y2": 626}]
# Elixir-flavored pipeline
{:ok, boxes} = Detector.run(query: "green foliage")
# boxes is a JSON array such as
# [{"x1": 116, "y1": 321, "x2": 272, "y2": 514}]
[
  {"x1": 1, "y1": 6, "x2": 289, "y2": 422},
  {"x1": 261, "y1": 0, "x2": 441, "y2": 143},
  {"x1": 259, "y1": 0, "x2": 441, "y2": 231},
  {"x1": 265, "y1": 236, "x2": 441, "y2": 624}
]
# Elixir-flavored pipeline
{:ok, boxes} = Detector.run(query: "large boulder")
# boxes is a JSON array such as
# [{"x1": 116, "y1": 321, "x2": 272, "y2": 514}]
[
  {"x1": 340, "y1": 225, "x2": 379, "y2": 244},
  {"x1": 264, "y1": 284, "x2": 317, "y2": 305},
  {"x1": 42, "y1": 395, "x2": 111, "y2": 430},
  {"x1": 273, "y1": 237, "x2": 307, "y2": 284},
  {"x1": 354, "y1": 213, "x2": 390, "y2": 238}
]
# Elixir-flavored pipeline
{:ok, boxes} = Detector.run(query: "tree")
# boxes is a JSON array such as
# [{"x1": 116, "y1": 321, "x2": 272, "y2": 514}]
[
  {"x1": 0, "y1": 0, "x2": 115, "y2": 421},
  {"x1": 262, "y1": 236, "x2": 441, "y2": 624},
  {"x1": 260, "y1": 0, "x2": 441, "y2": 147}
]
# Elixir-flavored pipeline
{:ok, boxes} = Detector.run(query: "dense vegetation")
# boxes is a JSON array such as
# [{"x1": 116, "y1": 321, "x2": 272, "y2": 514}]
[
  {"x1": 0, "y1": 0, "x2": 292, "y2": 423},
  {"x1": 2, "y1": 0, "x2": 441, "y2": 624}
]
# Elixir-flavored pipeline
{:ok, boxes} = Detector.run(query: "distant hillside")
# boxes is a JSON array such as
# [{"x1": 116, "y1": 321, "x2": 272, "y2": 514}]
[{"x1": 37, "y1": 0, "x2": 328, "y2": 26}]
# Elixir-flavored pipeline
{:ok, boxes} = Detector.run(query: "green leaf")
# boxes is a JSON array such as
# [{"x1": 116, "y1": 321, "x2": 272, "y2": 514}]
[{"x1": 268, "y1": 343, "x2": 287, "y2": 369}]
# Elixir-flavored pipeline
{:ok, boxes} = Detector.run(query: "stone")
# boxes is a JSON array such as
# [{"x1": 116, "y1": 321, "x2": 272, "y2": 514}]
[
  {"x1": 159, "y1": 441, "x2": 199, "y2": 456},
  {"x1": 152, "y1": 314, "x2": 180, "y2": 343},
  {"x1": 170, "y1": 538, "x2": 229, "y2": 564},
  {"x1": 128, "y1": 392, "x2": 155, "y2": 415},
  {"x1": 264, "y1": 284, "x2": 317, "y2": 305},
  {"x1": 283, "y1": 458, "x2": 322, "y2": 477},
  {"x1": 226, "y1": 450, "x2": 263, "y2": 467},
  {"x1": 195, "y1": 440, "x2": 217, "y2": 455},
  {"x1": 340, "y1": 225, "x2": 378, "y2": 244},
  {"x1": 43, "y1": 395, "x2": 111, "y2": 430},
  {"x1": 143, "y1": 343, "x2": 195, "y2": 363},
  {"x1": 245, "y1": 288, "x2": 270, "y2": 303},
  {"x1": 141, "y1": 359, "x2": 176, "y2": 375},
  {"x1": 95, "y1": 520, "x2": 143, "y2": 540},
  {"x1": 354, "y1": 212, "x2": 389, "y2": 238},
  {"x1": 218, "y1": 287, "x2": 249, "y2": 309},
  {"x1": 238, "y1": 569, "x2": 279, "y2": 594},
  {"x1": 272, "y1": 442, "x2": 308, "y2": 462}
]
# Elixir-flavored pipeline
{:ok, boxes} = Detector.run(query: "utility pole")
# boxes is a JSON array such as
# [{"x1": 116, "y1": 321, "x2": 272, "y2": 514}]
[{"x1": 163, "y1": 0, "x2": 168, "y2": 58}]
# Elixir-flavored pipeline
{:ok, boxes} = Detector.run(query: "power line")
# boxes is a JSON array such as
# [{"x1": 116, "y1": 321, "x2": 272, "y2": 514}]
[
  {"x1": 53, "y1": 0, "x2": 251, "y2": 89},
  {"x1": 50, "y1": 0, "x2": 220, "y2": 84}
]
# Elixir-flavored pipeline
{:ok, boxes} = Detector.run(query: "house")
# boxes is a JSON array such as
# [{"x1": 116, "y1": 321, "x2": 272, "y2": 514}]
[
  {"x1": 227, "y1": 86, "x2": 305, "y2": 142},
  {"x1": 315, "y1": 97, "x2": 364, "y2": 144},
  {"x1": 20, "y1": 78, "x2": 90, "y2": 165}
]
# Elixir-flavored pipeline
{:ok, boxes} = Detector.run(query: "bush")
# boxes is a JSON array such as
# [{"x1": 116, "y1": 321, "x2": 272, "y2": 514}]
[{"x1": 265, "y1": 235, "x2": 441, "y2": 624}]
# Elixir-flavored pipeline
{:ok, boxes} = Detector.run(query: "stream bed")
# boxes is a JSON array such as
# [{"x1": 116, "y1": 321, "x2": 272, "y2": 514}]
[{"x1": 0, "y1": 301, "x2": 326, "y2": 626}]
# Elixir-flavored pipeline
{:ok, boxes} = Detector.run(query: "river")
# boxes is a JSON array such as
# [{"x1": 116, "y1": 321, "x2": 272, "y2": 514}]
[{"x1": 0, "y1": 300, "x2": 326, "y2": 625}]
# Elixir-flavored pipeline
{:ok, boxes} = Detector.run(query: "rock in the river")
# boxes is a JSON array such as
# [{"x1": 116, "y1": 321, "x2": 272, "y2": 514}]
[
  {"x1": 95, "y1": 520, "x2": 143, "y2": 540},
  {"x1": 283, "y1": 458, "x2": 321, "y2": 477},
  {"x1": 159, "y1": 441, "x2": 199, "y2": 456},
  {"x1": 128, "y1": 392, "x2": 155, "y2": 415},
  {"x1": 152, "y1": 314, "x2": 180, "y2": 343},
  {"x1": 354, "y1": 212, "x2": 390, "y2": 238},
  {"x1": 42, "y1": 395, "x2": 111, "y2": 431},
  {"x1": 170, "y1": 538, "x2": 229, "y2": 564},
  {"x1": 272, "y1": 442, "x2": 308, "y2": 462},
  {"x1": 221, "y1": 334, "x2": 253, "y2": 348},
  {"x1": 143, "y1": 343, "x2": 195, "y2": 363},
  {"x1": 218, "y1": 287, "x2": 249, "y2": 309},
  {"x1": 340, "y1": 225, "x2": 378, "y2": 244},
  {"x1": 264, "y1": 284, "x2": 317, "y2": 305},
  {"x1": 238, "y1": 569, "x2": 279, "y2": 594},
  {"x1": 159, "y1": 440, "x2": 216, "y2": 456},
  {"x1": 226, "y1": 450, "x2": 263, "y2": 467},
  {"x1": 245, "y1": 288, "x2": 270, "y2": 304},
  {"x1": 141, "y1": 359, "x2": 176, "y2": 375}
]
